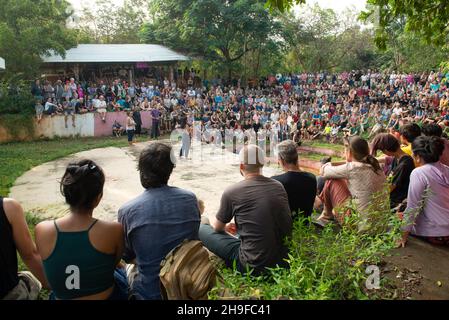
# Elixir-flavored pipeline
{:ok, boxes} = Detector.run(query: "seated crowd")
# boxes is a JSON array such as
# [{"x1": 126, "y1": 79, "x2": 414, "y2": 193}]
[
  {"x1": 3, "y1": 71, "x2": 449, "y2": 299},
  {"x1": 3, "y1": 120, "x2": 449, "y2": 300},
  {"x1": 30, "y1": 70, "x2": 449, "y2": 150}
]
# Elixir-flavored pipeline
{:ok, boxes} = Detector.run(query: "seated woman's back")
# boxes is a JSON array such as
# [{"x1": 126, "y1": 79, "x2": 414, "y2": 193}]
[
  {"x1": 405, "y1": 136, "x2": 449, "y2": 237},
  {"x1": 35, "y1": 160, "x2": 124, "y2": 300},
  {"x1": 323, "y1": 161, "x2": 386, "y2": 212}
]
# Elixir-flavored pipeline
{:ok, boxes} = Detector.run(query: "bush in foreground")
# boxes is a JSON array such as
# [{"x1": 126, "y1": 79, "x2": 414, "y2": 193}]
[{"x1": 209, "y1": 198, "x2": 402, "y2": 300}]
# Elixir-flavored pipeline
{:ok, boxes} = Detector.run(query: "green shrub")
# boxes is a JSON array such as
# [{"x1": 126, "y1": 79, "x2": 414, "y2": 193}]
[
  {"x1": 209, "y1": 194, "x2": 403, "y2": 300},
  {"x1": 0, "y1": 80, "x2": 35, "y2": 115}
]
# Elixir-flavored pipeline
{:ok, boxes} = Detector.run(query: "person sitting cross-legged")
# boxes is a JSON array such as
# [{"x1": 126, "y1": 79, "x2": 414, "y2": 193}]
[
  {"x1": 118, "y1": 143, "x2": 200, "y2": 300},
  {"x1": 199, "y1": 144, "x2": 293, "y2": 275},
  {"x1": 316, "y1": 136, "x2": 387, "y2": 227},
  {"x1": 271, "y1": 140, "x2": 317, "y2": 219}
]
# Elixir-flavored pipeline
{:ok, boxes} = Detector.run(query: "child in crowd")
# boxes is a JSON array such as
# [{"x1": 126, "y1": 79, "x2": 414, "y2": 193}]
[{"x1": 112, "y1": 120, "x2": 124, "y2": 137}]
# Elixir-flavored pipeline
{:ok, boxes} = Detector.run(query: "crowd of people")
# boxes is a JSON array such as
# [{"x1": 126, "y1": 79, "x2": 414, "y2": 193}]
[
  {"x1": 2, "y1": 69, "x2": 447, "y2": 300},
  {"x1": 2, "y1": 121, "x2": 449, "y2": 300},
  {"x1": 31, "y1": 70, "x2": 449, "y2": 147}
]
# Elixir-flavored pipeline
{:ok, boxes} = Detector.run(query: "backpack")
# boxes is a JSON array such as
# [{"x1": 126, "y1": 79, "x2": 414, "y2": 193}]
[{"x1": 159, "y1": 240, "x2": 217, "y2": 300}]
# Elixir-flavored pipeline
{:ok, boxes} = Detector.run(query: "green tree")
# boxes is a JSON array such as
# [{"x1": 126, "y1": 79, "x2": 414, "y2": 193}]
[
  {"x1": 361, "y1": 0, "x2": 449, "y2": 48},
  {"x1": 373, "y1": 19, "x2": 448, "y2": 72},
  {"x1": 77, "y1": 0, "x2": 148, "y2": 44},
  {"x1": 283, "y1": 5, "x2": 380, "y2": 72},
  {"x1": 141, "y1": 0, "x2": 285, "y2": 79},
  {"x1": 265, "y1": 0, "x2": 305, "y2": 12},
  {"x1": 0, "y1": 0, "x2": 77, "y2": 80}
]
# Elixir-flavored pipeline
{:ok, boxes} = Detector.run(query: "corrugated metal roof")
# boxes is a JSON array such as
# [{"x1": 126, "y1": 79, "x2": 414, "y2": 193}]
[
  {"x1": 0, "y1": 57, "x2": 5, "y2": 70},
  {"x1": 42, "y1": 44, "x2": 189, "y2": 63}
]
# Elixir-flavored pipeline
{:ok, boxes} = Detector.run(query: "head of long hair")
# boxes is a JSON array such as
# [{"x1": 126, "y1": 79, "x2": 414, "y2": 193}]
[
  {"x1": 370, "y1": 133, "x2": 400, "y2": 156},
  {"x1": 345, "y1": 136, "x2": 382, "y2": 174}
]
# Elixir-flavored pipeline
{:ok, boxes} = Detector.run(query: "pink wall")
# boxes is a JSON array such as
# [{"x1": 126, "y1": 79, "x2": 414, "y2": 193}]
[{"x1": 93, "y1": 111, "x2": 153, "y2": 136}]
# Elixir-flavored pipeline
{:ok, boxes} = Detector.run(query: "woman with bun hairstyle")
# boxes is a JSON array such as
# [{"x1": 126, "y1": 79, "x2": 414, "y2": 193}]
[
  {"x1": 35, "y1": 160, "x2": 127, "y2": 300},
  {"x1": 317, "y1": 136, "x2": 387, "y2": 226},
  {"x1": 399, "y1": 136, "x2": 449, "y2": 247}
]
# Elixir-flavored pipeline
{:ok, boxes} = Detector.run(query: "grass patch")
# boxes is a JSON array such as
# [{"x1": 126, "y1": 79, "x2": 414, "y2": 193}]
[
  {"x1": 209, "y1": 192, "x2": 402, "y2": 300},
  {"x1": 302, "y1": 141, "x2": 345, "y2": 152},
  {"x1": 301, "y1": 152, "x2": 345, "y2": 162},
  {"x1": 0, "y1": 135, "x2": 154, "y2": 299},
  {"x1": 0, "y1": 135, "x2": 151, "y2": 196}
]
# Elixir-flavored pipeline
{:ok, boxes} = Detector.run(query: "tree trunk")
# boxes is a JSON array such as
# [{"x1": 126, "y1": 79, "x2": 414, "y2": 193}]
[{"x1": 255, "y1": 48, "x2": 261, "y2": 79}]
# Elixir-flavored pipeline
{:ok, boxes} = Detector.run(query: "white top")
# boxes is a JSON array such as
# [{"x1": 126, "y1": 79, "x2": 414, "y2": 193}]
[
  {"x1": 322, "y1": 161, "x2": 387, "y2": 213},
  {"x1": 126, "y1": 116, "x2": 136, "y2": 131}
]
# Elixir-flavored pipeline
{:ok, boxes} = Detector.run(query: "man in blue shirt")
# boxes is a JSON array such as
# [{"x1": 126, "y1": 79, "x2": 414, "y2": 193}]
[{"x1": 118, "y1": 143, "x2": 200, "y2": 300}]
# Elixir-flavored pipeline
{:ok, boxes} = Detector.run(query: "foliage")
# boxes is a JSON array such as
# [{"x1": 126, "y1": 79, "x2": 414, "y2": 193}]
[
  {"x1": 367, "y1": 18, "x2": 448, "y2": 72},
  {"x1": 0, "y1": 81, "x2": 35, "y2": 114},
  {"x1": 0, "y1": 0, "x2": 77, "y2": 80},
  {"x1": 360, "y1": 0, "x2": 449, "y2": 49},
  {"x1": 209, "y1": 192, "x2": 403, "y2": 300},
  {"x1": 76, "y1": 0, "x2": 148, "y2": 44},
  {"x1": 265, "y1": 0, "x2": 305, "y2": 12},
  {"x1": 141, "y1": 0, "x2": 286, "y2": 79},
  {"x1": 283, "y1": 5, "x2": 381, "y2": 72}
]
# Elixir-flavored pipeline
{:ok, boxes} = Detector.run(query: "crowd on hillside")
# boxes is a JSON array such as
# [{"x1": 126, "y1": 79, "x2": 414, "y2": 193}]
[
  {"x1": 31, "y1": 70, "x2": 449, "y2": 144},
  {"x1": 2, "y1": 122, "x2": 449, "y2": 300},
  {"x1": 4, "y1": 69, "x2": 446, "y2": 300}
]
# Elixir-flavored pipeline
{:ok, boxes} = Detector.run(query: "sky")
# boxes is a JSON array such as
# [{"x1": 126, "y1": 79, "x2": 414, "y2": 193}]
[{"x1": 69, "y1": 0, "x2": 367, "y2": 13}]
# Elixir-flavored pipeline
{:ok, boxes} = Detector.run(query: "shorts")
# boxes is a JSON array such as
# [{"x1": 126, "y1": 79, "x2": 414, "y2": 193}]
[
  {"x1": 35, "y1": 105, "x2": 44, "y2": 116},
  {"x1": 64, "y1": 108, "x2": 75, "y2": 116},
  {"x1": 97, "y1": 108, "x2": 107, "y2": 113}
]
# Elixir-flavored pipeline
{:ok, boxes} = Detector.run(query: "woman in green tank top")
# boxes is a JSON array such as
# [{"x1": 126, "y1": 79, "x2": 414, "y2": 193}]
[{"x1": 35, "y1": 160, "x2": 128, "y2": 300}]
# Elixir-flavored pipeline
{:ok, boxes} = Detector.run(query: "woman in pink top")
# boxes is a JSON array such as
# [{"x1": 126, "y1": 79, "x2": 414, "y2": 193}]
[{"x1": 399, "y1": 136, "x2": 449, "y2": 247}]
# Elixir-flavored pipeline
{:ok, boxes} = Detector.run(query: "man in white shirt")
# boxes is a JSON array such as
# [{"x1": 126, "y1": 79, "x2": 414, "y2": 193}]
[
  {"x1": 187, "y1": 88, "x2": 196, "y2": 98},
  {"x1": 95, "y1": 95, "x2": 107, "y2": 122}
]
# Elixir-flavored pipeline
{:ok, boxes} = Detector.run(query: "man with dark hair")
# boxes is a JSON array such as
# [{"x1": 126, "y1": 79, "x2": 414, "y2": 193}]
[
  {"x1": 422, "y1": 123, "x2": 449, "y2": 166},
  {"x1": 118, "y1": 142, "x2": 200, "y2": 300},
  {"x1": 399, "y1": 123, "x2": 421, "y2": 157},
  {"x1": 199, "y1": 145, "x2": 292, "y2": 275},
  {"x1": 272, "y1": 140, "x2": 317, "y2": 219}
]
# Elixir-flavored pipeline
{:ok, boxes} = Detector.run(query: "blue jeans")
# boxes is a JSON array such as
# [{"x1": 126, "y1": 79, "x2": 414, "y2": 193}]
[
  {"x1": 151, "y1": 122, "x2": 159, "y2": 138},
  {"x1": 199, "y1": 224, "x2": 243, "y2": 272},
  {"x1": 127, "y1": 129, "x2": 135, "y2": 142}
]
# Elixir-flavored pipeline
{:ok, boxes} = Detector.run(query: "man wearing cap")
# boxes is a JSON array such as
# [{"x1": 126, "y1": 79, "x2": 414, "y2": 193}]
[{"x1": 199, "y1": 144, "x2": 292, "y2": 274}]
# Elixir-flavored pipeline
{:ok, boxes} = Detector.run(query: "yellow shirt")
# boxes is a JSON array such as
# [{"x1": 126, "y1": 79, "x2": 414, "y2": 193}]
[
  {"x1": 401, "y1": 144, "x2": 412, "y2": 156},
  {"x1": 402, "y1": 144, "x2": 420, "y2": 167}
]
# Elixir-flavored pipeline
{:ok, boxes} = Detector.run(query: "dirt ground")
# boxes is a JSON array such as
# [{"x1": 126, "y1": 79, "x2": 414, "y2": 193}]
[
  {"x1": 10, "y1": 139, "x2": 282, "y2": 221},
  {"x1": 380, "y1": 237, "x2": 449, "y2": 300},
  {"x1": 9, "y1": 140, "x2": 449, "y2": 300}
]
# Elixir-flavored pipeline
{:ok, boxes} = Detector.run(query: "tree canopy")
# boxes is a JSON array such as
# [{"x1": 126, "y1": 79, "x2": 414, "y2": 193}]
[
  {"x1": 268, "y1": 0, "x2": 449, "y2": 50},
  {"x1": 0, "y1": 0, "x2": 77, "y2": 80},
  {"x1": 77, "y1": 0, "x2": 148, "y2": 44},
  {"x1": 141, "y1": 0, "x2": 285, "y2": 78}
]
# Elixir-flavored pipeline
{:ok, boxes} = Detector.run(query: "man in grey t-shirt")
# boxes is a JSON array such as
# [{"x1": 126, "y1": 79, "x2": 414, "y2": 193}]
[{"x1": 199, "y1": 145, "x2": 292, "y2": 274}]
